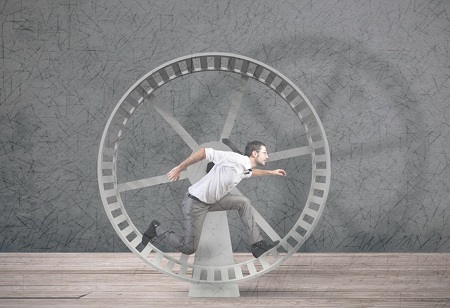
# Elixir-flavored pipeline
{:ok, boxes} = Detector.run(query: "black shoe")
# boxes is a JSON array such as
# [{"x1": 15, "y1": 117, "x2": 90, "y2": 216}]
[
  {"x1": 141, "y1": 220, "x2": 160, "y2": 246},
  {"x1": 251, "y1": 240, "x2": 279, "y2": 258}
]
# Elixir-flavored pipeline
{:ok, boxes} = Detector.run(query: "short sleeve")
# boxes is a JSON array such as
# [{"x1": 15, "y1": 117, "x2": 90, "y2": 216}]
[{"x1": 205, "y1": 148, "x2": 214, "y2": 162}]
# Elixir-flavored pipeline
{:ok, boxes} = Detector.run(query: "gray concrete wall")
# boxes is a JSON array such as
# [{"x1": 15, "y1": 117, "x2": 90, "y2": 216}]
[{"x1": 1, "y1": 0, "x2": 449, "y2": 252}]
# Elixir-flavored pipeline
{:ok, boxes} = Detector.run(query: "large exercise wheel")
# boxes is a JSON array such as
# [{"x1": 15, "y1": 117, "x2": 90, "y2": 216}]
[{"x1": 97, "y1": 52, "x2": 331, "y2": 284}]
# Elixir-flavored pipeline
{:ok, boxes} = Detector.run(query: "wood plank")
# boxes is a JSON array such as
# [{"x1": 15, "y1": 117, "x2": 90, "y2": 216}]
[{"x1": 0, "y1": 253, "x2": 448, "y2": 307}]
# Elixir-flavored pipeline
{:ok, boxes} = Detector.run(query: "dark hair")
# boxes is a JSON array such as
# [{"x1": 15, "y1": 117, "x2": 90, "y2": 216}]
[{"x1": 244, "y1": 140, "x2": 265, "y2": 157}]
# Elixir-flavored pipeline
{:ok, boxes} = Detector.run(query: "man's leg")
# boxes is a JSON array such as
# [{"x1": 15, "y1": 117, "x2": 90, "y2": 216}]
[
  {"x1": 154, "y1": 193, "x2": 209, "y2": 255},
  {"x1": 209, "y1": 193, "x2": 263, "y2": 245}
]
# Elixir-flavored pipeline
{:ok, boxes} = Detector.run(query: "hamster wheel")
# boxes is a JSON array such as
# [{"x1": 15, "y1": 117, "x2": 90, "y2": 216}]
[{"x1": 97, "y1": 52, "x2": 331, "y2": 284}]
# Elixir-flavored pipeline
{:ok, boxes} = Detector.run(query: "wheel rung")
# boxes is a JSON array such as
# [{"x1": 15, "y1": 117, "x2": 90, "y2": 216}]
[
  {"x1": 179, "y1": 254, "x2": 189, "y2": 263},
  {"x1": 102, "y1": 147, "x2": 115, "y2": 156},
  {"x1": 311, "y1": 195, "x2": 324, "y2": 205},
  {"x1": 122, "y1": 225, "x2": 133, "y2": 236},
  {"x1": 146, "y1": 76, "x2": 158, "y2": 89},
  {"x1": 264, "y1": 72, "x2": 276, "y2": 85},
  {"x1": 178, "y1": 254, "x2": 189, "y2": 275},
  {"x1": 253, "y1": 65, "x2": 263, "y2": 79},
  {"x1": 300, "y1": 112, "x2": 314, "y2": 124},
  {"x1": 276, "y1": 80, "x2": 288, "y2": 94},
  {"x1": 207, "y1": 268, "x2": 214, "y2": 282},
  {"x1": 166, "y1": 259, "x2": 175, "y2": 272},
  {"x1": 103, "y1": 189, "x2": 116, "y2": 198},
  {"x1": 293, "y1": 100, "x2": 308, "y2": 113},
  {"x1": 102, "y1": 175, "x2": 114, "y2": 183},
  {"x1": 106, "y1": 133, "x2": 121, "y2": 146},
  {"x1": 108, "y1": 118, "x2": 124, "y2": 132},
  {"x1": 307, "y1": 125, "x2": 321, "y2": 137},
  {"x1": 247, "y1": 262, "x2": 257, "y2": 276},
  {"x1": 315, "y1": 168, "x2": 327, "y2": 176},
  {"x1": 130, "y1": 237, "x2": 140, "y2": 248},
  {"x1": 102, "y1": 161, "x2": 114, "y2": 169},
  {"x1": 304, "y1": 207, "x2": 318, "y2": 218},
  {"x1": 185, "y1": 58, "x2": 193, "y2": 72},
  {"x1": 125, "y1": 95, "x2": 139, "y2": 108},
  {"x1": 113, "y1": 214, "x2": 126, "y2": 224},
  {"x1": 241, "y1": 60, "x2": 250, "y2": 73},
  {"x1": 228, "y1": 57, "x2": 236, "y2": 70},
  {"x1": 297, "y1": 219, "x2": 312, "y2": 231},
  {"x1": 171, "y1": 63, "x2": 182, "y2": 76},
  {"x1": 179, "y1": 263, "x2": 188, "y2": 276},
  {"x1": 192, "y1": 268, "x2": 202, "y2": 281},
  {"x1": 152, "y1": 253, "x2": 163, "y2": 267},
  {"x1": 108, "y1": 202, "x2": 120, "y2": 211},
  {"x1": 258, "y1": 257, "x2": 271, "y2": 270},
  {"x1": 141, "y1": 245, "x2": 153, "y2": 258},
  {"x1": 234, "y1": 267, "x2": 244, "y2": 280},
  {"x1": 313, "y1": 139, "x2": 325, "y2": 149},
  {"x1": 314, "y1": 154, "x2": 327, "y2": 162},
  {"x1": 289, "y1": 230, "x2": 303, "y2": 242},
  {"x1": 159, "y1": 68, "x2": 169, "y2": 82},
  {"x1": 134, "y1": 84, "x2": 147, "y2": 97},
  {"x1": 220, "y1": 268, "x2": 229, "y2": 281},
  {"x1": 286, "y1": 90, "x2": 299, "y2": 103},
  {"x1": 280, "y1": 241, "x2": 294, "y2": 253},
  {"x1": 200, "y1": 56, "x2": 207, "y2": 70},
  {"x1": 117, "y1": 106, "x2": 131, "y2": 119},
  {"x1": 313, "y1": 182, "x2": 327, "y2": 191},
  {"x1": 271, "y1": 248, "x2": 280, "y2": 260}
]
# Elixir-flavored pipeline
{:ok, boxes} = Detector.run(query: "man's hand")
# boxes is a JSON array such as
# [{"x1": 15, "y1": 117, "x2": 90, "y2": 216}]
[
  {"x1": 167, "y1": 148, "x2": 207, "y2": 182},
  {"x1": 271, "y1": 169, "x2": 287, "y2": 176},
  {"x1": 167, "y1": 166, "x2": 182, "y2": 182}
]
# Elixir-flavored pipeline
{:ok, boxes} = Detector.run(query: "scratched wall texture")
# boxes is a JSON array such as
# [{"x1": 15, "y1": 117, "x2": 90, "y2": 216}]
[{"x1": 1, "y1": 0, "x2": 449, "y2": 252}]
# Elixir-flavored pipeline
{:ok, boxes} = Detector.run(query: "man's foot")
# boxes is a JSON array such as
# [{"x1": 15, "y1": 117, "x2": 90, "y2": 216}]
[
  {"x1": 141, "y1": 220, "x2": 161, "y2": 246},
  {"x1": 251, "y1": 240, "x2": 280, "y2": 258}
]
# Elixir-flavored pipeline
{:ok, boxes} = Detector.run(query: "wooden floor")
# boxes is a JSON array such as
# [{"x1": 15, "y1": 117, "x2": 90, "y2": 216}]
[{"x1": 0, "y1": 253, "x2": 449, "y2": 307}]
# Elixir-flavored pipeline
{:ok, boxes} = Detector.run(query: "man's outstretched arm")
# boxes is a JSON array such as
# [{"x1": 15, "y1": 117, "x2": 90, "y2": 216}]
[
  {"x1": 167, "y1": 148, "x2": 206, "y2": 181},
  {"x1": 252, "y1": 169, "x2": 286, "y2": 177}
]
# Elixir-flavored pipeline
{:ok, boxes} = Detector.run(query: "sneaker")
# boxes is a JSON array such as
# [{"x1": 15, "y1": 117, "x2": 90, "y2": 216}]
[
  {"x1": 251, "y1": 240, "x2": 279, "y2": 258},
  {"x1": 141, "y1": 220, "x2": 161, "y2": 246}
]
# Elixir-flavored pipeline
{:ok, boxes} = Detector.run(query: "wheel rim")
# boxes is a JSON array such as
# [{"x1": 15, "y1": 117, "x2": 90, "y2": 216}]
[{"x1": 97, "y1": 52, "x2": 331, "y2": 283}]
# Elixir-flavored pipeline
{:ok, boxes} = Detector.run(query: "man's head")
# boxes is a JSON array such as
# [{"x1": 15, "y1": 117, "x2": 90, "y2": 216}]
[{"x1": 245, "y1": 140, "x2": 269, "y2": 166}]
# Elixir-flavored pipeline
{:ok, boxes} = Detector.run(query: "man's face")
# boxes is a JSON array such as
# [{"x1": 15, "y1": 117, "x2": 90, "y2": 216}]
[{"x1": 254, "y1": 146, "x2": 269, "y2": 166}]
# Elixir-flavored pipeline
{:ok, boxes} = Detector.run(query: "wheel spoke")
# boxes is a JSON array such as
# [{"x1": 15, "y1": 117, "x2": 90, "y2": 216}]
[
  {"x1": 220, "y1": 75, "x2": 249, "y2": 140},
  {"x1": 269, "y1": 146, "x2": 312, "y2": 162},
  {"x1": 148, "y1": 94, "x2": 199, "y2": 150},
  {"x1": 230, "y1": 187, "x2": 281, "y2": 241},
  {"x1": 117, "y1": 171, "x2": 188, "y2": 192}
]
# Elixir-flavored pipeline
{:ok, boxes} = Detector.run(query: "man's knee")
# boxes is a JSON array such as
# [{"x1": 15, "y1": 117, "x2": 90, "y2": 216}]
[
  {"x1": 183, "y1": 248, "x2": 196, "y2": 255},
  {"x1": 237, "y1": 196, "x2": 252, "y2": 210},
  {"x1": 182, "y1": 243, "x2": 198, "y2": 255}
]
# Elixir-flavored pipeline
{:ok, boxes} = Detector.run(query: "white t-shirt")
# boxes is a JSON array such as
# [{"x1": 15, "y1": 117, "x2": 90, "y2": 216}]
[{"x1": 188, "y1": 148, "x2": 252, "y2": 204}]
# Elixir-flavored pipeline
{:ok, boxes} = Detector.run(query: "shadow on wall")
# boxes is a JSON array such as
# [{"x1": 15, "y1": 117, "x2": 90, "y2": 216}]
[
  {"x1": 106, "y1": 33, "x2": 443, "y2": 253},
  {"x1": 247, "y1": 33, "x2": 441, "y2": 252}
]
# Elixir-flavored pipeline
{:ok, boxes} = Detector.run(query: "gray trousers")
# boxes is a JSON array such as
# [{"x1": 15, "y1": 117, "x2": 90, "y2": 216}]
[{"x1": 156, "y1": 193, "x2": 262, "y2": 255}]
